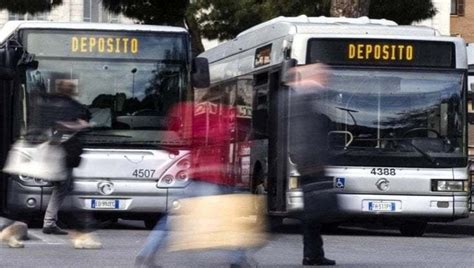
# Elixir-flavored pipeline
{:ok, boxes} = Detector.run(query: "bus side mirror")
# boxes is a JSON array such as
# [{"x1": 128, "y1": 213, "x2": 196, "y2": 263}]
[
  {"x1": 281, "y1": 58, "x2": 298, "y2": 85},
  {"x1": 17, "y1": 51, "x2": 38, "y2": 70},
  {"x1": 192, "y1": 57, "x2": 210, "y2": 88}
]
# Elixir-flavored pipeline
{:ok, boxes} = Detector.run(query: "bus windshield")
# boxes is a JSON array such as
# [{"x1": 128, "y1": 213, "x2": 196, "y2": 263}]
[
  {"x1": 17, "y1": 30, "x2": 191, "y2": 146},
  {"x1": 314, "y1": 69, "x2": 466, "y2": 168}
]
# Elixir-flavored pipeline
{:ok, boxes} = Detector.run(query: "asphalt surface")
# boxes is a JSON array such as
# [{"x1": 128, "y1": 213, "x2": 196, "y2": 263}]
[{"x1": 1, "y1": 217, "x2": 474, "y2": 267}]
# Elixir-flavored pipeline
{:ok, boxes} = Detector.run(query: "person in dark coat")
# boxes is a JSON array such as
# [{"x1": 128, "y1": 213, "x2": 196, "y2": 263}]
[
  {"x1": 286, "y1": 63, "x2": 336, "y2": 266},
  {"x1": 38, "y1": 80, "x2": 88, "y2": 236}
]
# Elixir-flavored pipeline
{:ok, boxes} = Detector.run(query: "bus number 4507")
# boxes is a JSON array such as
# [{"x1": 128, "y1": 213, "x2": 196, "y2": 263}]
[
  {"x1": 133, "y1": 169, "x2": 156, "y2": 178},
  {"x1": 370, "y1": 168, "x2": 396, "y2": 176}
]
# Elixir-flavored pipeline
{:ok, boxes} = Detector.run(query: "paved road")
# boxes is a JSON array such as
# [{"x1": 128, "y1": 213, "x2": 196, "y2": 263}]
[{"x1": 1, "y1": 217, "x2": 474, "y2": 267}]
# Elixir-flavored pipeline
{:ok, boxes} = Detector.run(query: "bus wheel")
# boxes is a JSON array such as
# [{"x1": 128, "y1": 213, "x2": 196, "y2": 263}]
[
  {"x1": 267, "y1": 216, "x2": 283, "y2": 232},
  {"x1": 399, "y1": 221, "x2": 427, "y2": 236}
]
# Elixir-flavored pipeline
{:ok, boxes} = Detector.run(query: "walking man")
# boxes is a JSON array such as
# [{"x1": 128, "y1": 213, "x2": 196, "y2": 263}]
[
  {"x1": 286, "y1": 63, "x2": 336, "y2": 266},
  {"x1": 39, "y1": 80, "x2": 88, "y2": 235}
]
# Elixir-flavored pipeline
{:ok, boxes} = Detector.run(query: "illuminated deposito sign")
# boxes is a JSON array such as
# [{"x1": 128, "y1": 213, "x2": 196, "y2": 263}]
[
  {"x1": 307, "y1": 39, "x2": 455, "y2": 68},
  {"x1": 24, "y1": 30, "x2": 186, "y2": 60},
  {"x1": 70, "y1": 36, "x2": 139, "y2": 54}
]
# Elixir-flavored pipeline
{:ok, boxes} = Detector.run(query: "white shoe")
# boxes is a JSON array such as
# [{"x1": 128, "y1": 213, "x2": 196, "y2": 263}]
[
  {"x1": 7, "y1": 237, "x2": 24, "y2": 248},
  {"x1": 71, "y1": 233, "x2": 102, "y2": 249}
]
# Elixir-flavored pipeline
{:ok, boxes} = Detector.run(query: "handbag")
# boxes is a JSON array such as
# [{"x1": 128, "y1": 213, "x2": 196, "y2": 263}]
[
  {"x1": 61, "y1": 134, "x2": 83, "y2": 168},
  {"x1": 167, "y1": 194, "x2": 267, "y2": 251},
  {"x1": 3, "y1": 139, "x2": 68, "y2": 181}
]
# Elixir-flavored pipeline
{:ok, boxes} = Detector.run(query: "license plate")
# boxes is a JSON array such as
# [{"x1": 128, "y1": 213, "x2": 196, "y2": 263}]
[
  {"x1": 91, "y1": 199, "x2": 119, "y2": 209},
  {"x1": 368, "y1": 201, "x2": 395, "y2": 211}
]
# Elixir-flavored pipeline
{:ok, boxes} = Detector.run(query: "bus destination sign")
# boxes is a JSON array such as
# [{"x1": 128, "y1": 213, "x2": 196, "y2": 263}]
[
  {"x1": 308, "y1": 39, "x2": 455, "y2": 68},
  {"x1": 24, "y1": 30, "x2": 186, "y2": 61},
  {"x1": 71, "y1": 36, "x2": 139, "y2": 55}
]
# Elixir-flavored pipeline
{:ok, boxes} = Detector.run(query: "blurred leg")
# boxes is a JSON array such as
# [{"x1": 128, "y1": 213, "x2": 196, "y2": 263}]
[
  {"x1": 303, "y1": 220, "x2": 324, "y2": 259},
  {"x1": 43, "y1": 181, "x2": 69, "y2": 228},
  {"x1": 136, "y1": 214, "x2": 169, "y2": 266}
]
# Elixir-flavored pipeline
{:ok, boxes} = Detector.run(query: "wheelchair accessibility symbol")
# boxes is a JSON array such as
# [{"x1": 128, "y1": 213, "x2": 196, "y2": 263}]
[{"x1": 335, "y1": 177, "x2": 345, "y2": 189}]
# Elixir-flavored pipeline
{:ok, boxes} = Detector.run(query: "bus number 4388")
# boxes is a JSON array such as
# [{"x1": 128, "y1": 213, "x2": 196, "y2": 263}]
[{"x1": 370, "y1": 168, "x2": 396, "y2": 176}]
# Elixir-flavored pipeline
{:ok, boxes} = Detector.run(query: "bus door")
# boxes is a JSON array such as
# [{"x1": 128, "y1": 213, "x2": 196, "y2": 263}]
[
  {"x1": 267, "y1": 69, "x2": 288, "y2": 213},
  {"x1": 233, "y1": 79, "x2": 253, "y2": 188}
]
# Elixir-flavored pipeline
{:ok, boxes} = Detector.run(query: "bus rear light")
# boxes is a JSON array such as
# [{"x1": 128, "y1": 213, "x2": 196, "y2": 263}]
[{"x1": 432, "y1": 180, "x2": 467, "y2": 192}]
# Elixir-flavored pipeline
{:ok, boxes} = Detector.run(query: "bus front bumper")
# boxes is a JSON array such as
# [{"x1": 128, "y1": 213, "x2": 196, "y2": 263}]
[
  {"x1": 6, "y1": 178, "x2": 183, "y2": 215},
  {"x1": 287, "y1": 191, "x2": 470, "y2": 219}
]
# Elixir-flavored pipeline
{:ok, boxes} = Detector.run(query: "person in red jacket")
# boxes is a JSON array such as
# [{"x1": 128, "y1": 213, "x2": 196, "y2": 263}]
[{"x1": 136, "y1": 101, "x2": 248, "y2": 267}]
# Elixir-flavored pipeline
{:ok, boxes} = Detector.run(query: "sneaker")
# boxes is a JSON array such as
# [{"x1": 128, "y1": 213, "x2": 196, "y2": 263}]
[
  {"x1": 43, "y1": 226, "x2": 68, "y2": 235},
  {"x1": 7, "y1": 237, "x2": 24, "y2": 248},
  {"x1": 71, "y1": 233, "x2": 102, "y2": 249},
  {"x1": 302, "y1": 257, "x2": 336, "y2": 266}
]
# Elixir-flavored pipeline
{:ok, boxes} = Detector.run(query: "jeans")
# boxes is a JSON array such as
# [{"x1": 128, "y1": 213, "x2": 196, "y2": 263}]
[
  {"x1": 43, "y1": 170, "x2": 73, "y2": 228},
  {"x1": 136, "y1": 180, "x2": 245, "y2": 266}
]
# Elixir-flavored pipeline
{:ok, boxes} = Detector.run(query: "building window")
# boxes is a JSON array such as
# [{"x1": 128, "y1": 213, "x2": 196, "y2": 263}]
[
  {"x1": 107, "y1": 12, "x2": 120, "y2": 23},
  {"x1": 84, "y1": 0, "x2": 120, "y2": 23},
  {"x1": 83, "y1": 0, "x2": 101, "y2": 22},
  {"x1": 9, "y1": 13, "x2": 23, "y2": 21},
  {"x1": 9, "y1": 12, "x2": 47, "y2": 21},
  {"x1": 451, "y1": 0, "x2": 465, "y2": 16}
]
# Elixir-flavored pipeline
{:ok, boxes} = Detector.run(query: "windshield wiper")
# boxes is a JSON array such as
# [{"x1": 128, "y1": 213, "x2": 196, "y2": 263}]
[
  {"x1": 397, "y1": 140, "x2": 440, "y2": 166},
  {"x1": 331, "y1": 137, "x2": 440, "y2": 166},
  {"x1": 377, "y1": 137, "x2": 440, "y2": 166}
]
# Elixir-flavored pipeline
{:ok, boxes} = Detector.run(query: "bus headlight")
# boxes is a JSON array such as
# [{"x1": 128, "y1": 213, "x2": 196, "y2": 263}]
[
  {"x1": 288, "y1": 176, "x2": 300, "y2": 190},
  {"x1": 156, "y1": 156, "x2": 191, "y2": 188},
  {"x1": 176, "y1": 171, "x2": 189, "y2": 182},
  {"x1": 17, "y1": 175, "x2": 51, "y2": 186},
  {"x1": 432, "y1": 180, "x2": 467, "y2": 192}
]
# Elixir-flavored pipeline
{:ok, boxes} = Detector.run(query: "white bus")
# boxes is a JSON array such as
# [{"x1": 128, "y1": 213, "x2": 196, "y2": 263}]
[
  {"x1": 0, "y1": 21, "x2": 208, "y2": 228},
  {"x1": 199, "y1": 16, "x2": 470, "y2": 236}
]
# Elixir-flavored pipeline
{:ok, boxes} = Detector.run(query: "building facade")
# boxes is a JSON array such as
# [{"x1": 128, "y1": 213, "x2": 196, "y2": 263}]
[
  {"x1": 414, "y1": 0, "x2": 451, "y2": 36},
  {"x1": 450, "y1": 0, "x2": 473, "y2": 42},
  {"x1": 0, "y1": 0, "x2": 134, "y2": 27}
]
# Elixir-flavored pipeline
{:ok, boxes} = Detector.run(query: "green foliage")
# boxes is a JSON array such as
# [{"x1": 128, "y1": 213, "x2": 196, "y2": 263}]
[
  {"x1": 0, "y1": 0, "x2": 62, "y2": 14},
  {"x1": 0, "y1": 0, "x2": 438, "y2": 53},
  {"x1": 194, "y1": 0, "x2": 437, "y2": 40},
  {"x1": 369, "y1": 0, "x2": 437, "y2": 25},
  {"x1": 193, "y1": 0, "x2": 331, "y2": 41},
  {"x1": 101, "y1": 0, "x2": 189, "y2": 26}
]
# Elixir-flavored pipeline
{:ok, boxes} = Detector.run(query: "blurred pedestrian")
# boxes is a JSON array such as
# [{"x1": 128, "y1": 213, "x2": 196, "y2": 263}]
[
  {"x1": 135, "y1": 101, "x2": 254, "y2": 267},
  {"x1": 39, "y1": 80, "x2": 88, "y2": 236},
  {"x1": 0, "y1": 217, "x2": 27, "y2": 248},
  {"x1": 286, "y1": 63, "x2": 336, "y2": 266}
]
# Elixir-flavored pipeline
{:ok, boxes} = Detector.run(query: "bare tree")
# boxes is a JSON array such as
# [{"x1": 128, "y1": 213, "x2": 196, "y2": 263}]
[{"x1": 330, "y1": 0, "x2": 370, "y2": 17}]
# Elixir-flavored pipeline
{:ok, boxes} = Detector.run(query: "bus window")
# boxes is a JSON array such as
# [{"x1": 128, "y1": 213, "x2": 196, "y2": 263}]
[
  {"x1": 236, "y1": 79, "x2": 252, "y2": 142},
  {"x1": 252, "y1": 72, "x2": 269, "y2": 138}
]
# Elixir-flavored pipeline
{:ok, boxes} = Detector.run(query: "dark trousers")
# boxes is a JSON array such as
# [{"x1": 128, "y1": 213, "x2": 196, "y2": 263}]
[{"x1": 303, "y1": 220, "x2": 325, "y2": 259}]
